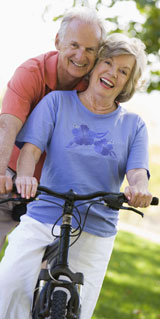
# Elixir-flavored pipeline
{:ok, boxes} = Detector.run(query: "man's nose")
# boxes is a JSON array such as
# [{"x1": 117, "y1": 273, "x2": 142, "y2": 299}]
[{"x1": 75, "y1": 47, "x2": 86, "y2": 60}]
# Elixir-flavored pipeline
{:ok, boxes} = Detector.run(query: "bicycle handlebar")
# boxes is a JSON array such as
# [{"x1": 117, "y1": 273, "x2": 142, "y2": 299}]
[
  {"x1": 36, "y1": 185, "x2": 159, "y2": 206},
  {"x1": 0, "y1": 185, "x2": 158, "y2": 218}
]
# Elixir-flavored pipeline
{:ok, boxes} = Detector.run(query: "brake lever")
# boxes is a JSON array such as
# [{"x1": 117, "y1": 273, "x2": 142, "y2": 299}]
[
  {"x1": 101, "y1": 194, "x2": 144, "y2": 217},
  {"x1": 101, "y1": 193, "x2": 125, "y2": 210},
  {"x1": 119, "y1": 205, "x2": 144, "y2": 217}
]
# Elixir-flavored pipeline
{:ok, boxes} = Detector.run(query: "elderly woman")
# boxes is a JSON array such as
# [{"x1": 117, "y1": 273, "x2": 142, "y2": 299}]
[{"x1": 0, "y1": 33, "x2": 152, "y2": 319}]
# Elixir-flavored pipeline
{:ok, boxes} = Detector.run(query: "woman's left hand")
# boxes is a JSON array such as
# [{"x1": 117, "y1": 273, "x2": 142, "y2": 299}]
[
  {"x1": 124, "y1": 185, "x2": 152, "y2": 208},
  {"x1": 125, "y1": 168, "x2": 152, "y2": 208}
]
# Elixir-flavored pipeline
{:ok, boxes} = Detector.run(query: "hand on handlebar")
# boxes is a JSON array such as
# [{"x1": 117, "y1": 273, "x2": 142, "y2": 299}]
[
  {"x1": 124, "y1": 185, "x2": 152, "y2": 208},
  {"x1": 15, "y1": 176, "x2": 38, "y2": 199},
  {"x1": 0, "y1": 175, "x2": 13, "y2": 194}
]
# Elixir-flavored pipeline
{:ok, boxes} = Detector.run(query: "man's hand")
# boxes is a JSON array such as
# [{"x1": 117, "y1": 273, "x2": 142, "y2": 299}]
[
  {"x1": 0, "y1": 175, "x2": 13, "y2": 194},
  {"x1": 15, "y1": 176, "x2": 38, "y2": 199}
]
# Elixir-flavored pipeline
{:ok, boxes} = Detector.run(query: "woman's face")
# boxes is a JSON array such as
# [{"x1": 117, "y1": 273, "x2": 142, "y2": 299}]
[{"x1": 89, "y1": 54, "x2": 135, "y2": 100}]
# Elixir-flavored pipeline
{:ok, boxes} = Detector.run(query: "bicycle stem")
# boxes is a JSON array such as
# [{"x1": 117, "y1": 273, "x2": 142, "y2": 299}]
[{"x1": 57, "y1": 200, "x2": 74, "y2": 266}]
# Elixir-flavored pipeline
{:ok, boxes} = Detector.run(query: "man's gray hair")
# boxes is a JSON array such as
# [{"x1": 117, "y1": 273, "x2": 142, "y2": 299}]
[
  {"x1": 57, "y1": 7, "x2": 106, "y2": 46},
  {"x1": 97, "y1": 33, "x2": 147, "y2": 102}
]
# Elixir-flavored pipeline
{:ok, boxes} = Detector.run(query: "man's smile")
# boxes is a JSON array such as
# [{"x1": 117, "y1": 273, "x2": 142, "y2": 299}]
[{"x1": 70, "y1": 59, "x2": 87, "y2": 68}]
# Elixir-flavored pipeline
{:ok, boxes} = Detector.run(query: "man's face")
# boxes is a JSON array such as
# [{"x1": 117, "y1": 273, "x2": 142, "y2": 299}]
[{"x1": 55, "y1": 19, "x2": 102, "y2": 80}]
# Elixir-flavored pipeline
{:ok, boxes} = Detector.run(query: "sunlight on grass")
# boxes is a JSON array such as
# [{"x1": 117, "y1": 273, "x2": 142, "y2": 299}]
[{"x1": 93, "y1": 231, "x2": 160, "y2": 319}]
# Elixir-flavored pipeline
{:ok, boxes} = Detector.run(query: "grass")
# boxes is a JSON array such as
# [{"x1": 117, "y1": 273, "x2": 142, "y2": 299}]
[
  {"x1": 92, "y1": 231, "x2": 160, "y2": 319},
  {"x1": 0, "y1": 240, "x2": 8, "y2": 260}
]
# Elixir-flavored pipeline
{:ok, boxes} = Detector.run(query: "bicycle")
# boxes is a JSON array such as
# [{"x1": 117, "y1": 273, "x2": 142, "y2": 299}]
[{"x1": 0, "y1": 185, "x2": 158, "y2": 319}]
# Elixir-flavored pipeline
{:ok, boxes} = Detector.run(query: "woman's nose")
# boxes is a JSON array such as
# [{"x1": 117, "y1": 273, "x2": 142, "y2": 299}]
[{"x1": 109, "y1": 66, "x2": 117, "y2": 78}]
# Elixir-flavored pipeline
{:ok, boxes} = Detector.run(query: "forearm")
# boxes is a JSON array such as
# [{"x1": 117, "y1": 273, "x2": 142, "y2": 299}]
[
  {"x1": 17, "y1": 143, "x2": 41, "y2": 177},
  {"x1": 16, "y1": 143, "x2": 41, "y2": 198},
  {"x1": 0, "y1": 114, "x2": 23, "y2": 174},
  {"x1": 127, "y1": 168, "x2": 149, "y2": 188},
  {"x1": 125, "y1": 168, "x2": 152, "y2": 207}
]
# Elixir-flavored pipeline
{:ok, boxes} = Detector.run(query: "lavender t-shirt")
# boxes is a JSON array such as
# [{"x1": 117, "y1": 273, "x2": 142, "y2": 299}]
[{"x1": 16, "y1": 90, "x2": 149, "y2": 237}]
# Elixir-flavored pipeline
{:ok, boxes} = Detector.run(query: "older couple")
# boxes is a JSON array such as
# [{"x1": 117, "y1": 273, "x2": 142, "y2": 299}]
[{"x1": 0, "y1": 6, "x2": 152, "y2": 319}]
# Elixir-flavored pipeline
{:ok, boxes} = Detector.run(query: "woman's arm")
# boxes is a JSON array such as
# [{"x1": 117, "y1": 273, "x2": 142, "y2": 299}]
[
  {"x1": 16, "y1": 143, "x2": 42, "y2": 199},
  {"x1": 125, "y1": 168, "x2": 152, "y2": 208}
]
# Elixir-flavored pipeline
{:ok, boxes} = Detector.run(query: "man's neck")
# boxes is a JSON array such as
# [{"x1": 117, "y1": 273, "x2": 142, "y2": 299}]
[{"x1": 56, "y1": 77, "x2": 81, "y2": 91}]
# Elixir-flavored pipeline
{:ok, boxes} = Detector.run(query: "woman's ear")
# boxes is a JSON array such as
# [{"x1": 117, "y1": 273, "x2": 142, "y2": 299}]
[{"x1": 55, "y1": 33, "x2": 60, "y2": 50}]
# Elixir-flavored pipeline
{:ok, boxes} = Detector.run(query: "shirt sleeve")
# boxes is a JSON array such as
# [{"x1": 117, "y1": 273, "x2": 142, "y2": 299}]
[
  {"x1": 1, "y1": 66, "x2": 44, "y2": 123},
  {"x1": 126, "y1": 117, "x2": 150, "y2": 178},
  {"x1": 16, "y1": 93, "x2": 56, "y2": 153}
]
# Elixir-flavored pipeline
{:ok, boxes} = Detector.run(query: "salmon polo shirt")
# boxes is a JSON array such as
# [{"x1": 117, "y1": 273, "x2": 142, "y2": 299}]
[{"x1": 1, "y1": 51, "x2": 88, "y2": 181}]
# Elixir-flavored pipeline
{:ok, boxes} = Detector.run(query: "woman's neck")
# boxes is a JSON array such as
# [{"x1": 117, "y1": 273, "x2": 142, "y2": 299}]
[{"x1": 78, "y1": 91, "x2": 117, "y2": 115}]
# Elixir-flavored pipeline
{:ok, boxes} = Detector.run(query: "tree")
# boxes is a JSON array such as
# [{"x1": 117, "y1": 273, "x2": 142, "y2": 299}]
[{"x1": 52, "y1": 0, "x2": 160, "y2": 92}]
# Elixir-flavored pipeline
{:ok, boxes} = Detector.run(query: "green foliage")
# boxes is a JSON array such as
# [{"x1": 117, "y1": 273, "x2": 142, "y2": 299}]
[
  {"x1": 137, "y1": 6, "x2": 160, "y2": 54},
  {"x1": 147, "y1": 71, "x2": 160, "y2": 92},
  {"x1": 93, "y1": 231, "x2": 160, "y2": 319},
  {"x1": 53, "y1": 15, "x2": 64, "y2": 22}
]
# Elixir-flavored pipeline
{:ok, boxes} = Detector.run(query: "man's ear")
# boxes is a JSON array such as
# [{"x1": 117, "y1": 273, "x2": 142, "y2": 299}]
[{"x1": 55, "y1": 33, "x2": 60, "y2": 50}]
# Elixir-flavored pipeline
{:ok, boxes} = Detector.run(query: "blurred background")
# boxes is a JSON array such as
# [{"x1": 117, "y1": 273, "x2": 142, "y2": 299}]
[{"x1": 0, "y1": 0, "x2": 160, "y2": 237}]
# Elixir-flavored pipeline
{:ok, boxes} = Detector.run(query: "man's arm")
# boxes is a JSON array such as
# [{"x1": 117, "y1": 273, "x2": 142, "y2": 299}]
[
  {"x1": 0, "y1": 114, "x2": 23, "y2": 194},
  {"x1": 16, "y1": 142, "x2": 42, "y2": 199},
  {"x1": 125, "y1": 168, "x2": 152, "y2": 208}
]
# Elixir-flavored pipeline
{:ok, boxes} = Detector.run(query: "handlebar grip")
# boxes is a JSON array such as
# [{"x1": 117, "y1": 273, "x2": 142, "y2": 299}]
[{"x1": 151, "y1": 197, "x2": 159, "y2": 205}]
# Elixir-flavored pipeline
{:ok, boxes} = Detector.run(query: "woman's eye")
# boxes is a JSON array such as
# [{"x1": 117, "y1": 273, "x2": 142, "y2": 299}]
[{"x1": 120, "y1": 69, "x2": 127, "y2": 75}]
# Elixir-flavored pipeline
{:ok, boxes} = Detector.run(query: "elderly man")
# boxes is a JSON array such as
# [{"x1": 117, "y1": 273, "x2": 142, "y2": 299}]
[{"x1": 0, "y1": 6, "x2": 106, "y2": 251}]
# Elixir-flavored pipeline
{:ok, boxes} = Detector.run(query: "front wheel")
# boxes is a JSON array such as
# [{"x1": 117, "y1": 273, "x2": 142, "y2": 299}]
[{"x1": 50, "y1": 290, "x2": 67, "y2": 319}]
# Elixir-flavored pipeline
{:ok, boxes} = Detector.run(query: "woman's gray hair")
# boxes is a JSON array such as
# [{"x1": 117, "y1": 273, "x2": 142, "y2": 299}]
[
  {"x1": 97, "y1": 33, "x2": 147, "y2": 102},
  {"x1": 57, "y1": 7, "x2": 106, "y2": 46}
]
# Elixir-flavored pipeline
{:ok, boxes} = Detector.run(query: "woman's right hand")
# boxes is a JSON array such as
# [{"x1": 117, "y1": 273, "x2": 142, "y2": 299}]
[{"x1": 15, "y1": 176, "x2": 38, "y2": 199}]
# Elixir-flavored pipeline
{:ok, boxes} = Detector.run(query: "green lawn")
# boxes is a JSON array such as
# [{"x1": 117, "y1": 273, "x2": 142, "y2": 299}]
[{"x1": 92, "y1": 231, "x2": 160, "y2": 319}]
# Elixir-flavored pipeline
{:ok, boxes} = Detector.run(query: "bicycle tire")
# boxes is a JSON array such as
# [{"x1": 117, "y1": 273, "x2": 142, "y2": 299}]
[{"x1": 50, "y1": 290, "x2": 67, "y2": 319}]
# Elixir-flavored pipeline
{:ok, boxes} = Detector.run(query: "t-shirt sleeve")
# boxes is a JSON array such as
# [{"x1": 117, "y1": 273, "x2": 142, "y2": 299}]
[
  {"x1": 16, "y1": 93, "x2": 56, "y2": 153},
  {"x1": 126, "y1": 117, "x2": 150, "y2": 178},
  {"x1": 1, "y1": 66, "x2": 43, "y2": 123}
]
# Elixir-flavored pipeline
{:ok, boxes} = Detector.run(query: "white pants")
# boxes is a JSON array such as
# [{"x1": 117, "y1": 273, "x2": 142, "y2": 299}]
[{"x1": 0, "y1": 215, "x2": 115, "y2": 319}]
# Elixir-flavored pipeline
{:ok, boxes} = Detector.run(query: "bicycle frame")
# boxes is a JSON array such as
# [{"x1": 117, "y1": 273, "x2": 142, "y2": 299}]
[{"x1": 33, "y1": 191, "x2": 84, "y2": 319}]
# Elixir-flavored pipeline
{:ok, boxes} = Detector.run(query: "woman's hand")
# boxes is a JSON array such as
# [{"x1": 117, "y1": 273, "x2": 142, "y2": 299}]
[
  {"x1": 15, "y1": 176, "x2": 38, "y2": 199},
  {"x1": 125, "y1": 168, "x2": 152, "y2": 208},
  {"x1": 124, "y1": 185, "x2": 152, "y2": 208}
]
